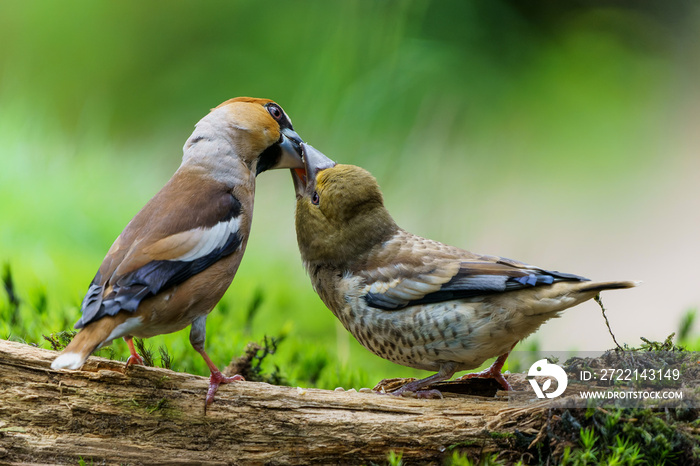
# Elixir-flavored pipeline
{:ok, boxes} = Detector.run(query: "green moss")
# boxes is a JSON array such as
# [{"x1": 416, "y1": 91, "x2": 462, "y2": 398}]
[
  {"x1": 636, "y1": 334, "x2": 686, "y2": 353},
  {"x1": 146, "y1": 398, "x2": 168, "y2": 414},
  {"x1": 542, "y1": 406, "x2": 698, "y2": 465},
  {"x1": 152, "y1": 375, "x2": 171, "y2": 389},
  {"x1": 446, "y1": 440, "x2": 484, "y2": 450},
  {"x1": 120, "y1": 395, "x2": 181, "y2": 419}
]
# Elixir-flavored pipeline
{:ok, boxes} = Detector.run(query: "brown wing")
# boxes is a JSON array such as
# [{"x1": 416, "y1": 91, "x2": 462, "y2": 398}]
[
  {"x1": 358, "y1": 229, "x2": 588, "y2": 310},
  {"x1": 76, "y1": 170, "x2": 247, "y2": 328}
]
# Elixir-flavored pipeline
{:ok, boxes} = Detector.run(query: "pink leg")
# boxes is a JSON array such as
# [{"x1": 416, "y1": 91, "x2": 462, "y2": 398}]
[
  {"x1": 189, "y1": 316, "x2": 244, "y2": 410},
  {"x1": 457, "y1": 350, "x2": 513, "y2": 390},
  {"x1": 124, "y1": 337, "x2": 144, "y2": 367},
  {"x1": 195, "y1": 347, "x2": 245, "y2": 408}
]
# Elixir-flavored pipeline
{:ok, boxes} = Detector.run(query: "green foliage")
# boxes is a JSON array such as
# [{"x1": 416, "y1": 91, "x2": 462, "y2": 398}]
[
  {"x1": 134, "y1": 338, "x2": 155, "y2": 367},
  {"x1": 244, "y1": 287, "x2": 265, "y2": 335},
  {"x1": 677, "y1": 309, "x2": 696, "y2": 346},
  {"x1": 158, "y1": 345, "x2": 172, "y2": 370},
  {"x1": 443, "y1": 451, "x2": 519, "y2": 466},
  {"x1": 636, "y1": 334, "x2": 686, "y2": 353},
  {"x1": 1, "y1": 263, "x2": 20, "y2": 327},
  {"x1": 553, "y1": 406, "x2": 698, "y2": 465},
  {"x1": 445, "y1": 451, "x2": 475, "y2": 466},
  {"x1": 609, "y1": 436, "x2": 644, "y2": 465},
  {"x1": 386, "y1": 450, "x2": 403, "y2": 466},
  {"x1": 572, "y1": 427, "x2": 599, "y2": 465},
  {"x1": 479, "y1": 393, "x2": 698, "y2": 465},
  {"x1": 227, "y1": 336, "x2": 287, "y2": 385},
  {"x1": 42, "y1": 330, "x2": 76, "y2": 352}
]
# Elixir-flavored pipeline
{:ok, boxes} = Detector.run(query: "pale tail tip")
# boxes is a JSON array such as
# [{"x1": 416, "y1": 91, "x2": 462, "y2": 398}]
[
  {"x1": 51, "y1": 352, "x2": 86, "y2": 370},
  {"x1": 615, "y1": 280, "x2": 642, "y2": 290}
]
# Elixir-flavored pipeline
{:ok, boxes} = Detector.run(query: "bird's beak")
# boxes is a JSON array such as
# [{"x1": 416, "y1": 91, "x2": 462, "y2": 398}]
[
  {"x1": 291, "y1": 143, "x2": 336, "y2": 198},
  {"x1": 276, "y1": 127, "x2": 305, "y2": 169}
]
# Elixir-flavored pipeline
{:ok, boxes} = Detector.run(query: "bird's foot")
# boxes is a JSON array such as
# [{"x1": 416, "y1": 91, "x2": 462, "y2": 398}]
[
  {"x1": 373, "y1": 366, "x2": 456, "y2": 399},
  {"x1": 125, "y1": 353, "x2": 145, "y2": 368},
  {"x1": 393, "y1": 387, "x2": 443, "y2": 399},
  {"x1": 384, "y1": 379, "x2": 443, "y2": 399},
  {"x1": 457, "y1": 351, "x2": 513, "y2": 391},
  {"x1": 457, "y1": 367, "x2": 512, "y2": 391},
  {"x1": 124, "y1": 337, "x2": 145, "y2": 370},
  {"x1": 205, "y1": 370, "x2": 245, "y2": 409}
]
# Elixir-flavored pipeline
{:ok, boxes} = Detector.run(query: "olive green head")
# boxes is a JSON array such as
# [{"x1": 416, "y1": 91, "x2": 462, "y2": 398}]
[{"x1": 295, "y1": 163, "x2": 398, "y2": 267}]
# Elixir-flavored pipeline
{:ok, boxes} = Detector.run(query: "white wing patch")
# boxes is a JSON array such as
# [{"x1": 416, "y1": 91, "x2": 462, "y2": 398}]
[
  {"x1": 174, "y1": 216, "x2": 241, "y2": 262},
  {"x1": 361, "y1": 261, "x2": 460, "y2": 303},
  {"x1": 367, "y1": 279, "x2": 402, "y2": 295},
  {"x1": 364, "y1": 275, "x2": 449, "y2": 303}
]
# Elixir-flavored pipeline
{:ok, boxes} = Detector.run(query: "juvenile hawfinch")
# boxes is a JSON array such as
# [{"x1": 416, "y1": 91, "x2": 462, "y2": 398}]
[
  {"x1": 292, "y1": 144, "x2": 637, "y2": 397},
  {"x1": 52, "y1": 97, "x2": 304, "y2": 406}
]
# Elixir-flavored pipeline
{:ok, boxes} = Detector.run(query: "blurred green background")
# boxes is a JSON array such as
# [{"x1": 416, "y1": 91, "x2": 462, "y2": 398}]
[{"x1": 1, "y1": 0, "x2": 699, "y2": 388}]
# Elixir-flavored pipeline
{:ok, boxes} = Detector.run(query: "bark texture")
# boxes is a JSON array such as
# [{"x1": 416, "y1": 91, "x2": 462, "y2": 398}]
[{"x1": 0, "y1": 340, "x2": 549, "y2": 465}]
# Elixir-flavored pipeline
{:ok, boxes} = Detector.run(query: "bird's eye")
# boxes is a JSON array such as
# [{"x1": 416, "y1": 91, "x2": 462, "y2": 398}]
[
  {"x1": 268, "y1": 104, "x2": 283, "y2": 121},
  {"x1": 311, "y1": 191, "x2": 320, "y2": 205}
]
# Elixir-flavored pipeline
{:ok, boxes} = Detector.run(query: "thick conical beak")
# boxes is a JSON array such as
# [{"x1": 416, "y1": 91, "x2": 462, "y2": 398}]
[
  {"x1": 276, "y1": 127, "x2": 305, "y2": 169},
  {"x1": 291, "y1": 143, "x2": 337, "y2": 198}
]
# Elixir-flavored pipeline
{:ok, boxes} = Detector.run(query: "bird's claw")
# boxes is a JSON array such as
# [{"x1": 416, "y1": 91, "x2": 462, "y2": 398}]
[
  {"x1": 205, "y1": 371, "x2": 245, "y2": 408},
  {"x1": 385, "y1": 381, "x2": 444, "y2": 399},
  {"x1": 458, "y1": 369, "x2": 512, "y2": 391},
  {"x1": 396, "y1": 388, "x2": 443, "y2": 399},
  {"x1": 125, "y1": 353, "x2": 145, "y2": 369}
]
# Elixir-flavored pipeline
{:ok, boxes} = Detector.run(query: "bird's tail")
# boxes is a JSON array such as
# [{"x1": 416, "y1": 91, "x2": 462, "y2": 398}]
[
  {"x1": 577, "y1": 280, "x2": 641, "y2": 294},
  {"x1": 519, "y1": 279, "x2": 639, "y2": 316},
  {"x1": 51, "y1": 313, "x2": 129, "y2": 370}
]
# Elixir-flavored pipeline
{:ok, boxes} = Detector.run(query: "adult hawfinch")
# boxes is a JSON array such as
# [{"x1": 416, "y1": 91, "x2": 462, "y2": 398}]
[
  {"x1": 292, "y1": 144, "x2": 637, "y2": 397},
  {"x1": 52, "y1": 97, "x2": 304, "y2": 406}
]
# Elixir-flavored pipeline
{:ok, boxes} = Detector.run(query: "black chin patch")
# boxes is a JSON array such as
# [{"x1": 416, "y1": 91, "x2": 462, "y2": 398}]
[{"x1": 256, "y1": 143, "x2": 282, "y2": 176}]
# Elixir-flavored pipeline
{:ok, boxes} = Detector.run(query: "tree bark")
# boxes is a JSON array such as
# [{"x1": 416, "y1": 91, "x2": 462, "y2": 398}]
[{"x1": 0, "y1": 339, "x2": 550, "y2": 465}]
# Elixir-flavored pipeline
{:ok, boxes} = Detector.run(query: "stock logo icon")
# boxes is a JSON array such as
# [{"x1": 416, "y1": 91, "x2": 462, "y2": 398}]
[{"x1": 528, "y1": 359, "x2": 568, "y2": 399}]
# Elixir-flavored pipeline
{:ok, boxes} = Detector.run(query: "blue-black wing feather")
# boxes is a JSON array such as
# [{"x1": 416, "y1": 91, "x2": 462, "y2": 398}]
[
  {"x1": 75, "y1": 193, "x2": 243, "y2": 329},
  {"x1": 365, "y1": 260, "x2": 589, "y2": 311},
  {"x1": 75, "y1": 230, "x2": 242, "y2": 328}
]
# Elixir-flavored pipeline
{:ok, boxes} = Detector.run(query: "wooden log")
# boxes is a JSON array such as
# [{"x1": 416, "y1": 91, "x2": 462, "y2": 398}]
[{"x1": 0, "y1": 339, "x2": 547, "y2": 465}]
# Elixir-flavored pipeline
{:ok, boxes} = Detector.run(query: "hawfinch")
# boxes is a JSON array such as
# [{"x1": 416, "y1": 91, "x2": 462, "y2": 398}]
[
  {"x1": 52, "y1": 97, "x2": 304, "y2": 406},
  {"x1": 292, "y1": 144, "x2": 637, "y2": 397}
]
